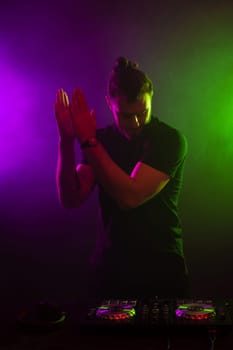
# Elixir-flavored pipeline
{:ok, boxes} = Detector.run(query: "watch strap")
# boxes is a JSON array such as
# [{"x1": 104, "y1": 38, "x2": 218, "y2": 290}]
[{"x1": 80, "y1": 137, "x2": 98, "y2": 149}]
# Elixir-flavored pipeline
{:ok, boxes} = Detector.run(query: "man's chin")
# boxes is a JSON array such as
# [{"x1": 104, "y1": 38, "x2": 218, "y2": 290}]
[{"x1": 126, "y1": 129, "x2": 142, "y2": 139}]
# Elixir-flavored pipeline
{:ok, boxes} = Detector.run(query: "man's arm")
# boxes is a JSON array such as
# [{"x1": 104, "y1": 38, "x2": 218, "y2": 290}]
[
  {"x1": 56, "y1": 139, "x2": 95, "y2": 208},
  {"x1": 83, "y1": 142, "x2": 169, "y2": 210},
  {"x1": 68, "y1": 87, "x2": 169, "y2": 209}
]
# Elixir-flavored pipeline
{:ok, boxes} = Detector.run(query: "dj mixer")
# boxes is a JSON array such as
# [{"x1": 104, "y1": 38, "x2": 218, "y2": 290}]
[{"x1": 80, "y1": 297, "x2": 233, "y2": 335}]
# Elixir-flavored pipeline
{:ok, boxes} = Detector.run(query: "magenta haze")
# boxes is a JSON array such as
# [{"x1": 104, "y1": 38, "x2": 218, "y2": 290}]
[
  {"x1": 0, "y1": 56, "x2": 39, "y2": 175},
  {"x1": 0, "y1": 0, "x2": 233, "y2": 303}
]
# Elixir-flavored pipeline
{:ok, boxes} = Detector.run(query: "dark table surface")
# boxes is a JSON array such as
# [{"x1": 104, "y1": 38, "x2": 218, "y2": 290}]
[{"x1": 1, "y1": 297, "x2": 233, "y2": 350}]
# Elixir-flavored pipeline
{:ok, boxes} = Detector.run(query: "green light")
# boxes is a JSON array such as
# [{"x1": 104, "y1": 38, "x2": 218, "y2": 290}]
[
  {"x1": 179, "y1": 305, "x2": 189, "y2": 310},
  {"x1": 155, "y1": 9, "x2": 233, "y2": 238}
]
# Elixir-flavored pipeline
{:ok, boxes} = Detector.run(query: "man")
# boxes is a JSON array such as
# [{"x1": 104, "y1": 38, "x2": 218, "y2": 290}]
[{"x1": 55, "y1": 57, "x2": 189, "y2": 298}]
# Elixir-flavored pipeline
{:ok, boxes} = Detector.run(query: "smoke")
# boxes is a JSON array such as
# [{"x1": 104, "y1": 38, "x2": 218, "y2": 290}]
[{"x1": 0, "y1": 53, "x2": 40, "y2": 177}]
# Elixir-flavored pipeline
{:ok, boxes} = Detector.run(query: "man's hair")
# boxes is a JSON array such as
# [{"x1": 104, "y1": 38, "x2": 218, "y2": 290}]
[{"x1": 107, "y1": 56, "x2": 153, "y2": 103}]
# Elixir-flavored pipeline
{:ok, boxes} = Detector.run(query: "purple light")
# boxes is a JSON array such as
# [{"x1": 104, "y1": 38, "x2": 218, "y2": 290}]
[
  {"x1": 175, "y1": 303, "x2": 216, "y2": 320},
  {"x1": 96, "y1": 303, "x2": 136, "y2": 320},
  {"x1": 176, "y1": 309, "x2": 184, "y2": 317},
  {"x1": 0, "y1": 55, "x2": 38, "y2": 177}
]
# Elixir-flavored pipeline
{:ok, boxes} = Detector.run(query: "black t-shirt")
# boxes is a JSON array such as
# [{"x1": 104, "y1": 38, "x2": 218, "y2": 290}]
[{"x1": 83, "y1": 116, "x2": 188, "y2": 267}]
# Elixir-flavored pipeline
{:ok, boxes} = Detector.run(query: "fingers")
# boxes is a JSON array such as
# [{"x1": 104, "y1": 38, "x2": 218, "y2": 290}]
[
  {"x1": 55, "y1": 87, "x2": 91, "y2": 121},
  {"x1": 56, "y1": 87, "x2": 88, "y2": 111},
  {"x1": 56, "y1": 88, "x2": 63, "y2": 104},
  {"x1": 90, "y1": 109, "x2": 97, "y2": 129},
  {"x1": 55, "y1": 88, "x2": 69, "y2": 106},
  {"x1": 71, "y1": 87, "x2": 89, "y2": 114},
  {"x1": 90, "y1": 109, "x2": 96, "y2": 120},
  {"x1": 63, "y1": 90, "x2": 69, "y2": 107},
  {"x1": 55, "y1": 89, "x2": 70, "y2": 123}
]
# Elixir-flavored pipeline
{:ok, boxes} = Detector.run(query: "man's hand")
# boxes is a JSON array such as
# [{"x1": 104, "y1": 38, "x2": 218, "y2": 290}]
[
  {"x1": 70, "y1": 87, "x2": 96, "y2": 144},
  {"x1": 55, "y1": 88, "x2": 75, "y2": 141}
]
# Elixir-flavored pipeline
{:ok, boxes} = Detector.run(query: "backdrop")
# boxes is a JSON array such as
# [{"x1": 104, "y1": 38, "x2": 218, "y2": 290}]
[{"x1": 1, "y1": 0, "x2": 233, "y2": 305}]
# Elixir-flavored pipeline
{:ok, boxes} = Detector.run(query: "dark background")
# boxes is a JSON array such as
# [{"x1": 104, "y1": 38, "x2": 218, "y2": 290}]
[{"x1": 1, "y1": 0, "x2": 233, "y2": 309}]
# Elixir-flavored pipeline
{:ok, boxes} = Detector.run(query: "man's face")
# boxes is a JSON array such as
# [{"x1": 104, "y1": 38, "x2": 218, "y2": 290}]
[{"x1": 107, "y1": 93, "x2": 153, "y2": 140}]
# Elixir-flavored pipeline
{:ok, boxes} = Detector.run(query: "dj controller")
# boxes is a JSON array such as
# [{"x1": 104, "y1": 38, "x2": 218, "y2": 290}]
[{"x1": 80, "y1": 297, "x2": 233, "y2": 335}]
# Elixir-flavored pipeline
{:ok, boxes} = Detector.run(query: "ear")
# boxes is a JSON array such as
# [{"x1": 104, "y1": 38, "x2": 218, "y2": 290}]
[{"x1": 105, "y1": 95, "x2": 112, "y2": 111}]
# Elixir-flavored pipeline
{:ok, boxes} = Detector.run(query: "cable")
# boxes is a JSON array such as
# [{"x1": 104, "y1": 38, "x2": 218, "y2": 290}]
[
  {"x1": 166, "y1": 335, "x2": 172, "y2": 349},
  {"x1": 208, "y1": 329, "x2": 217, "y2": 350}
]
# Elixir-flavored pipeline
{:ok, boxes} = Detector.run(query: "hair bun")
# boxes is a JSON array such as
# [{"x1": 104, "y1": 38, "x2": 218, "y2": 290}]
[{"x1": 113, "y1": 56, "x2": 139, "y2": 73}]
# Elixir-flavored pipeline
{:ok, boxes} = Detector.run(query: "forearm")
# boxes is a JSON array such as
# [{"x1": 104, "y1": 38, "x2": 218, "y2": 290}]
[
  {"x1": 83, "y1": 142, "x2": 138, "y2": 209},
  {"x1": 56, "y1": 139, "x2": 81, "y2": 207}
]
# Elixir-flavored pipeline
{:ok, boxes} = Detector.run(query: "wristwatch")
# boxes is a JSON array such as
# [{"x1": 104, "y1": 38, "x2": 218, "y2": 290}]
[{"x1": 80, "y1": 136, "x2": 99, "y2": 149}]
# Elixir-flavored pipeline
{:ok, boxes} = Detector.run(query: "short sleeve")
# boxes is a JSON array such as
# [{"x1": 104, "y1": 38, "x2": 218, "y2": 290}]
[{"x1": 140, "y1": 127, "x2": 188, "y2": 178}]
